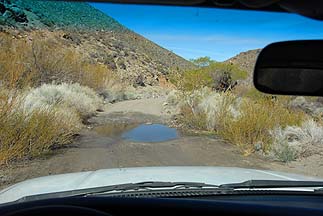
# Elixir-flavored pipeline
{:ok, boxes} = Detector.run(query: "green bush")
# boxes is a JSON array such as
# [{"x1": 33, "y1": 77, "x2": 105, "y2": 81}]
[
  {"x1": 170, "y1": 61, "x2": 248, "y2": 91},
  {"x1": 218, "y1": 98, "x2": 305, "y2": 155}
]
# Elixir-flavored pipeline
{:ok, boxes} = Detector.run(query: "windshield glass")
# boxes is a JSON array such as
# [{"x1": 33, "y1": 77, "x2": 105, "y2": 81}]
[{"x1": 1, "y1": 0, "x2": 323, "y2": 201}]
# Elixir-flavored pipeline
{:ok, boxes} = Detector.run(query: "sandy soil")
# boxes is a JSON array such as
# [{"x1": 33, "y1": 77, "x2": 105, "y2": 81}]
[{"x1": 1, "y1": 98, "x2": 323, "y2": 189}]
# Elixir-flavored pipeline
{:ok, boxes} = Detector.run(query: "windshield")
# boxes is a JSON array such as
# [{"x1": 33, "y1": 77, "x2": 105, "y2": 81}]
[{"x1": 1, "y1": 0, "x2": 323, "y2": 201}]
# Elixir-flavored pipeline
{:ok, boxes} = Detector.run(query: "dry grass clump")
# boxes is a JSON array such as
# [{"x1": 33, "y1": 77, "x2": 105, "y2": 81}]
[
  {"x1": 31, "y1": 35, "x2": 115, "y2": 90},
  {"x1": 198, "y1": 91, "x2": 239, "y2": 131},
  {"x1": 0, "y1": 90, "x2": 79, "y2": 165},
  {"x1": 270, "y1": 120, "x2": 323, "y2": 162},
  {"x1": 0, "y1": 31, "x2": 116, "y2": 90},
  {"x1": 171, "y1": 88, "x2": 239, "y2": 131},
  {"x1": 23, "y1": 83, "x2": 103, "y2": 119},
  {"x1": 0, "y1": 33, "x2": 38, "y2": 89},
  {"x1": 179, "y1": 88, "x2": 210, "y2": 130},
  {"x1": 0, "y1": 82, "x2": 103, "y2": 165}
]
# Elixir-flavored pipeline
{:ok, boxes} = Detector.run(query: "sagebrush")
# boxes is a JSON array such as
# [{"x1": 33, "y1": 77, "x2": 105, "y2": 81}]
[{"x1": 170, "y1": 88, "x2": 307, "y2": 157}]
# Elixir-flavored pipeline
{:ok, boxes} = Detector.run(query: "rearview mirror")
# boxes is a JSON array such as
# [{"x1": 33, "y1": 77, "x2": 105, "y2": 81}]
[{"x1": 254, "y1": 40, "x2": 323, "y2": 96}]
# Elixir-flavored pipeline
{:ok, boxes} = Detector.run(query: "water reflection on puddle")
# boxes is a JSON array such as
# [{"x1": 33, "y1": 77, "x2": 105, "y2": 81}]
[
  {"x1": 94, "y1": 123, "x2": 179, "y2": 143},
  {"x1": 122, "y1": 124, "x2": 179, "y2": 143},
  {"x1": 94, "y1": 123, "x2": 137, "y2": 137}
]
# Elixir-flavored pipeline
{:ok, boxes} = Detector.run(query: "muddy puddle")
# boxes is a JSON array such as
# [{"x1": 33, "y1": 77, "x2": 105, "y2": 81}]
[{"x1": 94, "y1": 122, "x2": 179, "y2": 143}]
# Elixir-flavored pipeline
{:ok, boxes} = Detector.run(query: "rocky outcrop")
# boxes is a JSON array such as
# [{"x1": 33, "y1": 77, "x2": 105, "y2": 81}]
[{"x1": 0, "y1": 1, "x2": 28, "y2": 25}]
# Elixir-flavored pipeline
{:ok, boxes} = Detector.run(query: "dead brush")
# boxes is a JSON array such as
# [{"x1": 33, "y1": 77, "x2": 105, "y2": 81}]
[
  {"x1": 0, "y1": 32, "x2": 38, "y2": 89},
  {"x1": 0, "y1": 91, "x2": 79, "y2": 165},
  {"x1": 0, "y1": 31, "x2": 116, "y2": 90}
]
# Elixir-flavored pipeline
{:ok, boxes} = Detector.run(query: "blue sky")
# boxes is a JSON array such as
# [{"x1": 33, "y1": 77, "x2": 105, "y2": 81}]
[{"x1": 91, "y1": 3, "x2": 323, "y2": 61}]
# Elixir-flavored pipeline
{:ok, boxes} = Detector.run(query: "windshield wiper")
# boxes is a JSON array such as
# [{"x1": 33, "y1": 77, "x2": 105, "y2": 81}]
[
  {"x1": 15, "y1": 181, "x2": 220, "y2": 203},
  {"x1": 85, "y1": 181, "x2": 221, "y2": 194},
  {"x1": 15, "y1": 180, "x2": 323, "y2": 203},
  {"x1": 219, "y1": 180, "x2": 323, "y2": 189}
]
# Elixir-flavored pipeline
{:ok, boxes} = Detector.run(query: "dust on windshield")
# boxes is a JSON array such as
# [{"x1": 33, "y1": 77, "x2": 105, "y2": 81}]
[{"x1": 0, "y1": 0, "x2": 323, "y2": 188}]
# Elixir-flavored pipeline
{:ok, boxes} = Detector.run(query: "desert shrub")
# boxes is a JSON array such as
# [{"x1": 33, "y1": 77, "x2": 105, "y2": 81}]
[
  {"x1": 218, "y1": 98, "x2": 305, "y2": 155},
  {"x1": 190, "y1": 56, "x2": 213, "y2": 67},
  {"x1": 164, "y1": 90, "x2": 183, "y2": 115},
  {"x1": 172, "y1": 69, "x2": 213, "y2": 91},
  {"x1": 176, "y1": 88, "x2": 211, "y2": 130},
  {"x1": 0, "y1": 31, "x2": 116, "y2": 90},
  {"x1": 167, "y1": 88, "x2": 233, "y2": 130},
  {"x1": 179, "y1": 104, "x2": 208, "y2": 130},
  {"x1": 207, "y1": 62, "x2": 246, "y2": 91},
  {"x1": 23, "y1": 83, "x2": 102, "y2": 119},
  {"x1": 171, "y1": 88, "x2": 306, "y2": 156},
  {"x1": 166, "y1": 90, "x2": 181, "y2": 106},
  {"x1": 270, "y1": 138, "x2": 298, "y2": 163},
  {"x1": 0, "y1": 33, "x2": 38, "y2": 89},
  {"x1": 198, "y1": 91, "x2": 239, "y2": 130},
  {"x1": 0, "y1": 91, "x2": 79, "y2": 165},
  {"x1": 270, "y1": 120, "x2": 323, "y2": 162},
  {"x1": 209, "y1": 62, "x2": 247, "y2": 81},
  {"x1": 171, "y1": 88, "x2": 238, "y2": 131},
  {"x1": 99, "y1": 84, "x2": 141, "y2": 103},
  {"x1": 172, "y1": 88, "x2": 239, "y2": 130},
  {"x1": 79, "y1": 63, "x2": 115, "y2": 91},
  {"x1": 31, "y1": 36, "x2": 115, "y2": 90},
  {"x1": 170, "y1": 62, "x2": 247, "y2": 91},
  {"x1": 31, "y1": 36, "x2": 80, "y2": 84}
]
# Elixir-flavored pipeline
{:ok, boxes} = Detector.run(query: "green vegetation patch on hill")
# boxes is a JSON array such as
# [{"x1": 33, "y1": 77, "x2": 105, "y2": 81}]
[
  {"x1": 2, "y1": 0, "x2": 126, "y2": 30},
  {"x1": 170, "y1": 58, "x2": 248, "y2": 91}
]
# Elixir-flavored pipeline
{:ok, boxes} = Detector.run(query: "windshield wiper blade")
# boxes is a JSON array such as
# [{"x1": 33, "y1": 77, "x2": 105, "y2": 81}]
[
  {"x1": 15, "y1": 181, "x2": 220, "y2": 203},
  {"x1": 17, "y1": 180, "x2": 323, "y2": 203},
  {"x1": 219, "y1": 180, "x2": 323, "y2": 189},
  {"x1": 97, "y1": 181, "x2": 219, "y2": 191}
]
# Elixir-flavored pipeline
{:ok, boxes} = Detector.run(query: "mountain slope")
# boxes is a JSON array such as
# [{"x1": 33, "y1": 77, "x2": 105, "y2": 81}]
[
  {"x1": 225, "y1": 49, "x2": 261, "y2": 82},
  {"x1": 6, "y1": 0, "x2": 127, "y2": 31},
  {"x1": 0, "y1": 0, "x2": 194, "y2": 86},
  {"x1": 225, "y1": 49, "x2": 261, "y2": 74}
]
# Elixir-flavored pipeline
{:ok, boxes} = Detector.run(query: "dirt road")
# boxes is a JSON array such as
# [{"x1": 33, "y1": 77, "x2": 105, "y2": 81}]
[{"x1": 1, "y1": 98, "x2": 323, "y2": 188}]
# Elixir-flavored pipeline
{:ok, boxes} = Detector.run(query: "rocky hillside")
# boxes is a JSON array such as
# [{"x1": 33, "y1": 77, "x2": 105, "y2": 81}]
[
  {"x1": 225, "y1": 49, "x2": 261, "y2": 83},
  {"x1": 0, "y1": 0, "x2": 194, "y2": 86}
]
